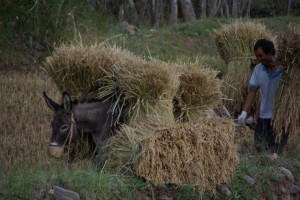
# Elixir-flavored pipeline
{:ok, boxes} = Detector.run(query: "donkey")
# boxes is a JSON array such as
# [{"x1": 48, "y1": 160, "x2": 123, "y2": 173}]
[{"x1": 43, "y1": 91, "x2": 123, "y2": 158}]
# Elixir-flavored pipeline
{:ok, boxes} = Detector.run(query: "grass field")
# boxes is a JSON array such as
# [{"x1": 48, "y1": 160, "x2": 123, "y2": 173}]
[{"x1": 1, "y1": 16, "x2": 300, "y2": 199}]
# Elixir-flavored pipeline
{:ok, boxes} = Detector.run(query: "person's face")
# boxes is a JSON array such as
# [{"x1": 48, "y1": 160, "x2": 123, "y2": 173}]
[{"x1": 254, "y1": 47, "x2": 273, "y2": 66}]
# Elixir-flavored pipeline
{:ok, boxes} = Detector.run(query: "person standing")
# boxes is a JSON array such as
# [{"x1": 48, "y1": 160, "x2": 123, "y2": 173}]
[{"x1": 238, "y1": 39, "x2": 289, "y2": 158}]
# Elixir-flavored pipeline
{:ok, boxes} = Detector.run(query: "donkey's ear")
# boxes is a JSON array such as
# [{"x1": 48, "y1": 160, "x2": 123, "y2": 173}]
[
  {"x1": 43, "y1": 91, "x2": 60, "y2": 111},
  {"x1": 62, "y1": 92, "x2": 72, "y2": 113}
]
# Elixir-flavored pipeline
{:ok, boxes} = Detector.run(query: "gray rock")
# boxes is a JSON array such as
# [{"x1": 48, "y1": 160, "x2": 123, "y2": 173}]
[
  {"x1": 53, "y1": 185, "x2": 80, "y2": 200},
  {"x1": 274, "y1": 172, "x2": 286, "y2": 181},
  {"x1": 244, "y1": 175, "x2": 255, "y2": 186},
  {"x1": 218, "y1": 185, "x2": 232, "y2": 197},
  {"x1": 289, "y1": 184, "x2": 300, "y2": 194},
  {"x1": 279, "y1": 167, "x2": 294, "y2": 183}
]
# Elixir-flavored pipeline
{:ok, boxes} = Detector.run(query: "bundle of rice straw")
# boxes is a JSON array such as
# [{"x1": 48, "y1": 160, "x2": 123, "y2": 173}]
[
  {"x1": 102, "y1": 117, "x2": 169, "y2": 173},
  {"x1": 273, "y1": 24, "x2": 300, "y2": 140},
  {"x1": 101, "y1": 125, "x2": 144, "y2": 172},
  {"x1": 134, "y1": 118, "x2": 239, "y2": 192},
  {"x1": 44, "y1": 43, "x2": 178, "y2": 125},
  {"x1": 212, "y1": 20, "x2": 275, "y2": 118},
  {"x1": 96, "y1": 58, "x2": 179, "y2": 125},
  {"x1": 43, "y1": 43, "x2": 144, "y2": 99},
  {"x1": 174, "y1": 63, "x2": 222, "y2": 122},
  {"x1": 213, "y1": 20, "x2": 275, "y2": 64}
]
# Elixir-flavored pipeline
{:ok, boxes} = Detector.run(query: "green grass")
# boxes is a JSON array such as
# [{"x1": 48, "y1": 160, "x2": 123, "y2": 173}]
[
  {"x1": 1, "y1": 147, "x2": 299, "y2": 200},
  {"x1": 0, "y1": 165, "x2": 212, "y2": 199},
  {"x1": 0, "y1": 163, "x2": 149, "y2": 200},
  {"x1": 231, "y1": 155, "x2": 276, "y2": 199},
  {"x1": 259, "y1": 16, "x2": 300, "y2": 34},
  {"x1": 230, "y1": 145, "x2": 300, "y2": 199},
  {"x1": 100, "y1": 16, "x2": 300, "y2": 66},
  {"x1": 0, "y1": 166, "x2": 48, "y2": 199}
]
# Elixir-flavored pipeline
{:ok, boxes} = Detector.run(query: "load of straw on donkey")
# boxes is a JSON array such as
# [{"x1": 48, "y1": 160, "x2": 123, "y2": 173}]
[{"x1": 42, "y1": 21, "x2": 300, "y2": 192}]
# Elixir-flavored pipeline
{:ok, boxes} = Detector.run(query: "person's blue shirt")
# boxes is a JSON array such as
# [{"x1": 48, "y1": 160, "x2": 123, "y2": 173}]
[{"x1": 248, "y1": 63, "x2": 282, "y2": 119}]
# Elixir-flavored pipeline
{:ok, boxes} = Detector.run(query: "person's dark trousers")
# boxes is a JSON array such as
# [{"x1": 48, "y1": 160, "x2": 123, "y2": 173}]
[{"x1": 254, "y1": 118, "x2": 289, "y2": 155}]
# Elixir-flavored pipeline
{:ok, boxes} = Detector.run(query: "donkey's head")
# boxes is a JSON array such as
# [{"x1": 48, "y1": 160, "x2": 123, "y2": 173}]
[{"x1": 43, "y1": 91, "x2": 75, "y2": 157}]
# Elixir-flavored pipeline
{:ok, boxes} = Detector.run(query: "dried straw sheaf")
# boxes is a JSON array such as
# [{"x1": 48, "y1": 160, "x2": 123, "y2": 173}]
[
  {"x1": 174, "y1": 64, "x2": 222, "y2": 122},
  {"x1": 103, "y1": 118, "x2": 170, "y2": 173},
  {"x1": 212, "y1": 20, "x2": 275, "y2": 64},
  {"x1": 43, "y1": 43, "x2": 143, "y2": 99},
  {"x1": 213, "y1": 21, "x2": 274, "y2": 118},
  {"x1": 44, "y1": 44, "x2": 178, "y2": 125},
  {"x1": 135, "y1": 118, "x2": 239, "y2": 192},
  {"x1": 97, "y1": 59, "x2": 179, "y2": 125},
  {"x1": 103, "y1": 125, "x2": 144, "y2": 172},
  {"x1": 273, "y1": 24, "x2": 300, "y2": 140}
]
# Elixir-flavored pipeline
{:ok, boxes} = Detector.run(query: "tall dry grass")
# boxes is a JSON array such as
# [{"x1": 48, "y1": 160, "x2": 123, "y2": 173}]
[{"x1": 0, "y1": 71, "x2": 60, "y2": 171}]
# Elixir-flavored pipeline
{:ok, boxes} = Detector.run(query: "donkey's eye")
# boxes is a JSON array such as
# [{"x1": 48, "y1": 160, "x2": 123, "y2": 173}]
[{"x1": 60, "y1": 125, "x2": 69, "y2": 132}]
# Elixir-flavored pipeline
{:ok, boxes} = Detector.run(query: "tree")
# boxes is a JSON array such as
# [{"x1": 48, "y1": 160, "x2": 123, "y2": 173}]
[
  {"x1": 223, "y1": 0, "x2": 230, "y2": 17},
  {"x1": 169, "y1": 0, "x2": 178, "y2": 24},
  {"x1": 179, "y1": 0, "x2": 196, "y2": 21},
  {"x1": 231, "y1": 0, "x2": 238, "y2": 17},
  {"x1": 287, "y1": 0, "x2": 292, "y2": 15},
  {"x1": 198, "y1": 0, "x2": 207, "y2": 18},
  {"x1": 127, "y1": 0, "x2": 139, "y2": 24},
  {"x1": 208, "y1": 0, "x2": 223, "y2": 17},
  {"x1": 152, "y1": 0, "x2": 161, "y2": 28}
]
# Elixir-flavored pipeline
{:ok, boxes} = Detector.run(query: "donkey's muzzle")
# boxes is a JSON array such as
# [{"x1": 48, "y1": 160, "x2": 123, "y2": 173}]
[{"x1": 48, "y1": 145, "x2": 64, "y2": 158}]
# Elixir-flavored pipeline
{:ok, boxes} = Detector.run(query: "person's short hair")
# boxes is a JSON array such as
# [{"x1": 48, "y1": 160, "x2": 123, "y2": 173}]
[{"x1": 254, "y1": 39, "x2": 276, "y2": 56}]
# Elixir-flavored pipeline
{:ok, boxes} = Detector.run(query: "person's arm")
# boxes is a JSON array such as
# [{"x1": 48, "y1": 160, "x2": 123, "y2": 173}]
[
  {"x1": 242, "y1": 88, "x2": 258, "y2": 113},
  {"x1": 238, "y1": 66, "x2": 260, "y2": 125}
]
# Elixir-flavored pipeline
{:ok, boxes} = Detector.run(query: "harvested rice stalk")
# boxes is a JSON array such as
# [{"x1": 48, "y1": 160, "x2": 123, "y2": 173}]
[
  {"x1": 135, "y1": 118, "x2": 239, "y2": 192},
  {"x1": 103, "y1": 117, "x2": 170, "y2": 173},
  {"x1": 273, "y1": 24, "x2": 300, "y2": 140},
  {"x1": 103, "y1": 125, "x2": 144, "y2": 173},
  {"x1": 212, "y1": 20, "x2": 275, "y2": 64},
  {"x1": 96, "y1": 59, "x2": 179, "y2": 125},
  {"x1": 175, "y1": 63, "x2": 222, "y2": 122},
  {"x1": 45, "y1": 43, "x2": 179, "y2": 125},
  {"x1": 43, "y1": 43, "x2": 144, "y2": 99}
]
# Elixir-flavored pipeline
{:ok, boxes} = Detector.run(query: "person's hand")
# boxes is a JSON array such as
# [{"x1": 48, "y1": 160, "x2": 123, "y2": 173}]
[{"x1": 238, "y1": 111, "x2": 247, "y2": 126}]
